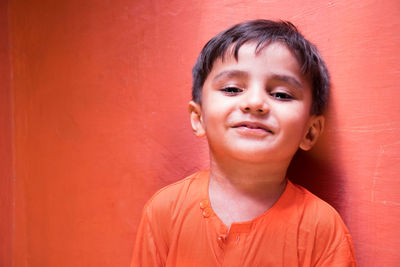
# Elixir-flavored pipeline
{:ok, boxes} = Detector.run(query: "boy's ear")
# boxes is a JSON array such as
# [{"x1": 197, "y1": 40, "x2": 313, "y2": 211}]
[
  {"x1": 188, "y1": 101, "x2": 205, "y2": 137},
  {"x1": 299, "y1": 115, "x2": 325, "y2": 151}
]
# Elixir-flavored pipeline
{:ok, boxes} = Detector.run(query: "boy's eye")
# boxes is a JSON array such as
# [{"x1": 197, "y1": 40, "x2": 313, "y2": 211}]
[
  {"x1": 220, "y1": 87, "x2": 243, "y2": 94},
  {"x1": 271, "y1": 92, "x2": 294, "y2": 100}
]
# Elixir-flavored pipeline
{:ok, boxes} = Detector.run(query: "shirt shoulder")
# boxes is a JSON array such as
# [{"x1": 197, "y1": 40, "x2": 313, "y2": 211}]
[
  {"x1": 287, "y1": 182, "x2": 357, "y2": 266},
  {"x1": 289, "y1": 182, "x2": 349, "y2": 230},
  {"x1": 142, "y1": 170, "x2": 209, "y2": 222}
]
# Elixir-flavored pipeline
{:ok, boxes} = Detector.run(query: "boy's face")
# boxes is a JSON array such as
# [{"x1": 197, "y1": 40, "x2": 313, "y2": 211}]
[{"x1": 189, "y1": 42, "x2": 324, "y2": 164}]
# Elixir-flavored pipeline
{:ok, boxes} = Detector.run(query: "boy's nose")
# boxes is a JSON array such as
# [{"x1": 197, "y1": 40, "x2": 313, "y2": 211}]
[{"x1": 240, "y1": 88, "x2": 269, "y2": 115}]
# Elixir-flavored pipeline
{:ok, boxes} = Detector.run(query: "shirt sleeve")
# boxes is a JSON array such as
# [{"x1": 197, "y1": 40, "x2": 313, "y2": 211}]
[
  {"x1": 315, "y1": 233, "x2": 357, "y2": 267},
  {"x1": 311, "y1": 203, "x2": 358, "y2": 267},
  {"x1": 130, "y1": 200, "x2": 169, "y2": 267}
]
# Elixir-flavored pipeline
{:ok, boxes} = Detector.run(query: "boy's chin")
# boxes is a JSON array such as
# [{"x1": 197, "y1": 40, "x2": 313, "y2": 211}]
[{"x1": 214, "y1": 148, "x2": 289, "y2": 165}]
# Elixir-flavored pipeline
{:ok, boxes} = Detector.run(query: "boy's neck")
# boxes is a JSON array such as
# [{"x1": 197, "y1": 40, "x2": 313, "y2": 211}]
[
  {"x1": 208, "y1": 153, "x2": 290, "y2": 227},
  {"x1": 209, "y1": 153, "x2": 290, "y2": 198}
]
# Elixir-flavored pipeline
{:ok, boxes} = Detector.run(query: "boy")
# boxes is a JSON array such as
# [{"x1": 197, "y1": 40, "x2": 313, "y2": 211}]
[{"x1": 132, "y1": 20, "x2": 356, "y2": 266}]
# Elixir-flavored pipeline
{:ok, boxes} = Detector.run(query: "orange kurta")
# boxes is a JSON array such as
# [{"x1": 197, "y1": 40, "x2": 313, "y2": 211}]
[{"x1": 132, "y1": 171, "x2": 356, "y2": 266}]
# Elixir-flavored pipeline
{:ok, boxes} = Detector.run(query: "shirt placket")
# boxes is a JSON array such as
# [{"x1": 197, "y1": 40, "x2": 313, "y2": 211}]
[
  {"x1": 221, "y1": 223, "x2": 253, "y2": 267},
  {"x1": 199, "y1": 198, "x2": 253, "y2": 267}
]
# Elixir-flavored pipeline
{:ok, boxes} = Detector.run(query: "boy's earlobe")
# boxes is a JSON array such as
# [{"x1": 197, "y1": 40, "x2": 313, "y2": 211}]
[
  {"x1": 299, "y1": 116, "x2": 325, "y2": 151},
  {"x1": 188, "y1": 101, "x2": 205, "y2": 137}
]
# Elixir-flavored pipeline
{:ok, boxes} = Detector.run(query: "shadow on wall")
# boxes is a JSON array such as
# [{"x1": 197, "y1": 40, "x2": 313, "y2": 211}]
[
  {"x1": 287, "y1": 108, "x2": 347, "y2": 213},
  {"x1": 288, "y1": 150, "x2": 345, "y2": 211}
]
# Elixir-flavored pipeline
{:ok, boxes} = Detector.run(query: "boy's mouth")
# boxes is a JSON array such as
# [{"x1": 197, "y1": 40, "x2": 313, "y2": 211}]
[{"x1": 232, "y1": 121, "x2": 274, "y2": 134}]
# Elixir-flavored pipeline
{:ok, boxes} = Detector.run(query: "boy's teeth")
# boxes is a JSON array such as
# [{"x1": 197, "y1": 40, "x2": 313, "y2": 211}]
[{"x1": 246, "y1": 124, "x2": 260, "y2": 129}]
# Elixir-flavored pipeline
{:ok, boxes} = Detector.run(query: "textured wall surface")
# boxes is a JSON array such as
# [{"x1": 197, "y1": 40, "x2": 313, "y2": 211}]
[
  {"x1": 0, "y1": 1, "x2": 13, "y2": 266},
  {"x1": 6, "y1": 0, "x2": 400, "y2": 266}
]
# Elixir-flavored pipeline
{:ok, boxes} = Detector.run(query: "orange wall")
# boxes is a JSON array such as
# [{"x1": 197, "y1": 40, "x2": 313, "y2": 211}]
[
  {"x1": 7, "y1": 0, "x2": 400, "y2": 266},
  {"x1": 0, "y1": 1, "x2": 13, "y2": 266}
]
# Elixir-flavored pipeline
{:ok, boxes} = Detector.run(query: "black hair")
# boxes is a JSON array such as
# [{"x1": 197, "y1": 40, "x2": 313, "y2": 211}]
[{"x1": 191, "y1": 19, "x2": 330, "y2": 115}]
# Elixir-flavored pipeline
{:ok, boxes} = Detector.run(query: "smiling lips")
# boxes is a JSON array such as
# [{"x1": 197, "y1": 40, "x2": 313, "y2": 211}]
[{"x1": 232, "y1": 121, "x2": 274, "y2": 135}]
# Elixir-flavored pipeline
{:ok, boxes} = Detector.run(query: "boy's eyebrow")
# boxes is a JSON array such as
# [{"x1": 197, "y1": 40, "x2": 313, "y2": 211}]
[
  {"x1": 212, "y1": 70, "x2": 305, "y2": 89},
  {"x1": 212, "y1": 70, "x2": 249, "y2": 83},
  {"x1": 270, "y1": 73, "x2": 304, "y2": 89}
]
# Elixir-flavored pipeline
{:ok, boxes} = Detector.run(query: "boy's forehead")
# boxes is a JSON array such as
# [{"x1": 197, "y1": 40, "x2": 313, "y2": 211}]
[{"x1": 212, "y1": 42, "x2": 301, "y2": 74}]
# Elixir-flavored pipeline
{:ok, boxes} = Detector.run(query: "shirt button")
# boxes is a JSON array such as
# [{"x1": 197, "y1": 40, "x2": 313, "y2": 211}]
[
  {"x1": 202, "y1": 207, "x2": 212, "y2": 218},
  {"x1": 199, "y1": 199, "x2": 209, "y2": 209},
  {"x1": 217, "y1": 234, "x2": 226, "y2": 248}
]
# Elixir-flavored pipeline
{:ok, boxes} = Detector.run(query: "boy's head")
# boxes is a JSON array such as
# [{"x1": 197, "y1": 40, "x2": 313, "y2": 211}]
[
  {"x1": 192, "y1": 19, "x2": 330, "y2": 116},
  {"x1": 189, "y1": 20, "x2": 330, "y2": 163}
]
